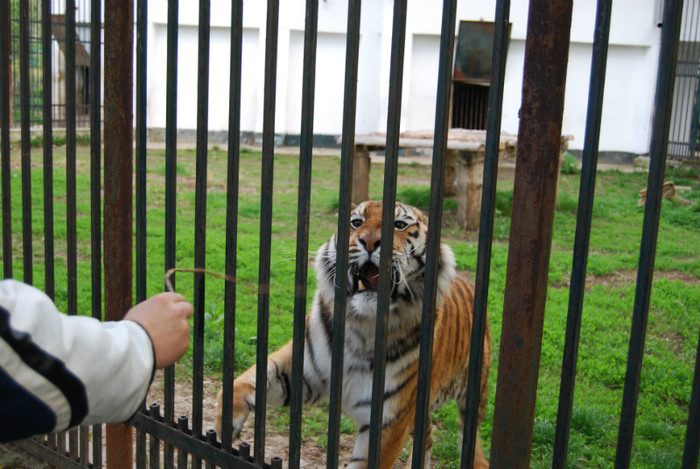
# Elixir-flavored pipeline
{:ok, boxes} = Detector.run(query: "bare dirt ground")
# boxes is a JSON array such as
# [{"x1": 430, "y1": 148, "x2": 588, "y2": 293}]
[
  {"x1": 552, "y1": 268, "x2": 699, "y2": 290},
  {"x1": 146, "y1": 373, "x2": 377, "y2": 469}
]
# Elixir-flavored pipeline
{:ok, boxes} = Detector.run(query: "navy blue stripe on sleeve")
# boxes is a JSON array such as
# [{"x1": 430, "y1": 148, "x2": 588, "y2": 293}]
[
  {"x1": 0, "y1": 305, "x2": 89, "y2": 428},
  {"x1": 0, "y1": 366, "x2": 56, "y2": 441}
]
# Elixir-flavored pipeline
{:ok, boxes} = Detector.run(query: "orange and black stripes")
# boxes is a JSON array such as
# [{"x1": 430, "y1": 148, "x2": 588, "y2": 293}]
[{"x1": 217, "y1": 201, "x2": 492, "y2": 469}]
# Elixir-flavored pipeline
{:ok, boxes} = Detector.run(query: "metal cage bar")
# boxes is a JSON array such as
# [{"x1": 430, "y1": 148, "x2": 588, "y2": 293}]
[
  {"x1": 367, "y1": 1, "x2": 408, "y2": 466},
  {"x1": 135, "y1": 2, "x2": 148, "y2": 466},
  {"x1": 288, "y1": 1, "x2": 319, "y2": 468},
  {"x1": 411, "y1": 1, "x2": 460, "y2": 467},
  {"x1": 88, "y1": 0, "x2": 103, "y2": 458},
  {"x1": 221, "y1": 0, "x2": 243, "y2": 456},
  {"x1": 41, "y1": 0, "x2": 55, "y2": 300},
  {"x1": 614, "y1": 0, "x2": 684, "y2": 467},
  {"x1": 163, "y1": 2, "x2": 179, "y2": 465},
  {"x1": 65, "y1": 1, "x2": 81, "y2": 458},
  {"x1": 103, "y1": 0, "x2": 135, "y2": 466},
  {"x1": 552, "y1": 0, "x2": 612, "y2": 466},
  {"x1": 460, "y1": 0, "x2": 510, "y2": 467},
  {"x1": 254, "y1": 0, "x2": 280, "y2": 465},
  {"x1": 65, "y1": 0, "x2": 77, "y2": 317},
  {"x1": 135, "y1": 0, "x2": 147, "y2": 304},
  {"x1": 192, "y1": 2, "x2": 211, "y2": 468},
  {"x1": 326, "y1": 1, "x2": 362, "y2": 467},
  {"x1": 490, "y1": 1, "x2": 573, "y2": 466},
  {"x1": 0, "y1": 0, "x2": 10, "y2": 279},
  {"x1": 19, "y1": 0, "x2": 32, "y2": 284}
]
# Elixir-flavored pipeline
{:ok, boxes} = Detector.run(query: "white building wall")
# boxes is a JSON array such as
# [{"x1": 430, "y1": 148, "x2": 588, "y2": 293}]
[{"x1": 145, "y1": 0, "x2": 664, "y2": 155}]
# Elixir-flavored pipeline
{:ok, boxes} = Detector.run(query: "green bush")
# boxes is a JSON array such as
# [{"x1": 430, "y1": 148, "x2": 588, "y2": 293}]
[{"x1": 561, "y1": 151, "x2": 579, "y2": 175}]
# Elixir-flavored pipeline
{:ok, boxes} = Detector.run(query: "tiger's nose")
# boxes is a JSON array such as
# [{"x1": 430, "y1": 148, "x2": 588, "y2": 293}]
[{"x1": 359, "y1": 234, "x2": 380, "y2": 253}]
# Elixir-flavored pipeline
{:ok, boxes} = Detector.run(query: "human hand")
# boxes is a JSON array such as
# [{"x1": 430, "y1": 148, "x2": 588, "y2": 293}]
[{"x1": 124, "y1": 292, "x2": 193, "y2": 368}]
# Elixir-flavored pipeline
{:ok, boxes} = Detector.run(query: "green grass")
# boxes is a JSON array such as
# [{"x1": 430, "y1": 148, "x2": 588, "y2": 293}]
[{"x1": 1, "y1": 146, "x2": 699, "y2": 468}]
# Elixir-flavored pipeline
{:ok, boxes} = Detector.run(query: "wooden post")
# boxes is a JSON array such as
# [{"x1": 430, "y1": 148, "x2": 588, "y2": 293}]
[
  {"x1": 456, "y1": 150, "x2": 485, "y2": 230},
  {"x1": 444, "y1": 149, "x2": 457, "y2": 196},
  {"x1": 352, "y1": 146, "x2": 371, "y2": 204}
]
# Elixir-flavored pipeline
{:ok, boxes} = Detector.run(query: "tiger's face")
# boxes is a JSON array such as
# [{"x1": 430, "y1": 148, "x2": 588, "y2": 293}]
[
  {"x1": 346, "y1": 201, "x2": 426, "y2": 300},
  {"x1": 316, "y1": 201, "x2": 456, "y2": 318}
]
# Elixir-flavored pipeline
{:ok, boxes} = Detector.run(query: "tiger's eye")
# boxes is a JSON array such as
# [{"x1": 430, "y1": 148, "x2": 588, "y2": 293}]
[
  {"x1": 351, "y1": 218, "x2": 363, "y2": 229},
  {"x1": 395, "y1": 220, "x2": 408, "y2": 230}
]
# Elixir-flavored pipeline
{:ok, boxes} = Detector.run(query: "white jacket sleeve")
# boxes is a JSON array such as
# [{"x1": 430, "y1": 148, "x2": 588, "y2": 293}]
[{"x1": 0, "y1": 280, "x2": 155, "y2": 441}]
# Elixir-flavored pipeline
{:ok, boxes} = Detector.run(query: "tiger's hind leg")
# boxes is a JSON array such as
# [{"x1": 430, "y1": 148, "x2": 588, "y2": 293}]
[
  {"x1": 405, "y1": 421, "x2": 433, "y2": 469},
  {"x1": 457, "y1": 406, "x2": 489, "y2": 469},
  {"x1": 347, "y1": 409, "x2": 415, "y2": 469}
]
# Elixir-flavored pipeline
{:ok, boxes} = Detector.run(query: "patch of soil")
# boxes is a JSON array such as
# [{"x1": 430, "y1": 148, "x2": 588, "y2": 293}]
[
  {"x1": 552, "y1": 269, "x2": 699, "y2": 290},
  {"x1": 146, "y1": 372, "x2": 380, "y2": 469},
  {"x1": 0, "y1": 443, "x2": 51, "y2": 469}
]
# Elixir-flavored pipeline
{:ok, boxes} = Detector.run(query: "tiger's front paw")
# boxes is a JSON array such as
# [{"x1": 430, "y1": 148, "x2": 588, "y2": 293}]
[{"x1": 215, "y1": 383, "x2": 255, "y2": 439}]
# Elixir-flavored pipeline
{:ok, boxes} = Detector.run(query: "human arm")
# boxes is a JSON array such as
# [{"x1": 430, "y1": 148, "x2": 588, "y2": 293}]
[{"x1": 0, "y1": 280, "x2": 192, "y2": 442}]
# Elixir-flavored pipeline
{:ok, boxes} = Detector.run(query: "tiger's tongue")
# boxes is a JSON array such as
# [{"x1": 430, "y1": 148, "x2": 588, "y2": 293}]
[{"x1": 366, "y1": 264, "x2": 380, "y2": 290}]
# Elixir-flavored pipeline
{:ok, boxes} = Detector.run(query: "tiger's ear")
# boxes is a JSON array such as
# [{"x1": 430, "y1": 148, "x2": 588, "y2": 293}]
[{"x1": 351, "y1": 203, "x2": 358, "y2": 210}]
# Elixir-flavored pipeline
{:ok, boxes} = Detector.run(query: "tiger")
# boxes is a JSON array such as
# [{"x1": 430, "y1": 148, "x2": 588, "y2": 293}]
[{"x1": 216, "y1": 200, "x2": 492, "y2": 469}]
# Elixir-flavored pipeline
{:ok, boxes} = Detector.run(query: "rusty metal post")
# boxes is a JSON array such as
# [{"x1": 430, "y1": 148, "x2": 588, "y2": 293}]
[
  {"x1": 103, "y1": 1, "x2": 134, "y2": 468},
  {"x1": 490, "y1": 1, "x2": 573, "y2": 467}
]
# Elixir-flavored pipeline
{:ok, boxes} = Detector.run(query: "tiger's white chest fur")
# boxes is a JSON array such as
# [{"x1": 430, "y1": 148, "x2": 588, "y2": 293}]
[{"x1": 306, "y1": 285, "x2": 426, "y2": 426}]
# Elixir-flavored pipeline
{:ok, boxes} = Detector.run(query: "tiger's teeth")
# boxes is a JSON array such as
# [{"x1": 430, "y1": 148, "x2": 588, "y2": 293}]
[{"x1": 358, "y1": 279, "x2": 366, "y2": 291}]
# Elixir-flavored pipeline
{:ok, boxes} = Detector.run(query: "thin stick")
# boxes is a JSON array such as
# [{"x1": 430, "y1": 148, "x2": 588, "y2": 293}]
[{"x1": 164, "y1": 268, "x2": 237, "y2": 293}]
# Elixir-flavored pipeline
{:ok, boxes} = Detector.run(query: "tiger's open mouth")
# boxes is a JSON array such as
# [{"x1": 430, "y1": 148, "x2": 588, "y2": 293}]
[{"x1": 355, "y1": 262, "x2": 380, "y2": 293}]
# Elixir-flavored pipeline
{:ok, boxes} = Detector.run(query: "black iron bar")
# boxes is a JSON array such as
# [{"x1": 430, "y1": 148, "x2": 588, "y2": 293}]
[
  {"x1": 136, "y1": 0, "x2": 147, "y2": 304},
  {"x1": 412, "y1": 1, "x2": 459, "y2": 466},
  {"x1": 193, "y1": 2, "x2": 211, "y2": 469},
  {"x1": 255, "y1": 0, "x2": 279, "y2": 464},
  {"x1": 164, "y1": 3, "x2": 179, "y2": 466},
  {"x1": 240, "y1": 441, "x2": 251, "y2": 460},
  {"x1": 178, "y1": 416, "x2": 190, "y2": 467},
  {"x1": 490, "y1": 1, "x2": 573, "y2": 467},
  {"x1": 206, "y1": 430, "x2": 218, "y2": 469},
  {"x1": 367, "y1": 1, "x2": 407, "y2": 467},
  {"x1": 552, "y1": 1, "x2": 612, "y2": 467},
  {"x1": 221, "y1": 0, "x2": 243, "y2": 454},
  {"x1": 41, "y1": 0, "x2": 54, "y2": 300},
  {"x1": 19, "y1": 0, "x2": 31, "y2": 284},
  {"x1": 79, "y1": 426, "x2": 89, "y2": 466},
  {"x1": 66, "y1": 0, "x2": 77, "y2": 316},
  {"x1": 136, "y1": 427, "x2": 146, "y2": 469},
  {"x1": 271, "y1": 456, "x2": 283, "y2": 469},
  {"x1": 58, "y1": 432, "x2": 66, "y2": 460},
  {"x1": 90, "y1": 0, "x2": 102, "y2": 318},
  {"x1": 135, "y1": 3, "x2": 148, "y2": 467},
  {"x1": 288, "y1": 1, "x2": 318, "y2": 468},
  {"x1": 326, "y1": 1, "x2": 362, "y2": 467},
  {"x1": 460, "y1": 0, "x2": 509, "y2": 467},
  {"x1": 0, "y1": 0, "x2": 11, "y2": 279},
  {"x1": 682, "y1": 328, "x2": 700, "y2": 469},
  {"x1": 68, "y1": 429, "x2": 78, "y2": 461},
  {"x1": 614, "y1": 0, "x2": 683, "y2": 467},
  {"x1": 149, "y1": 405, "x2": 162, "y2": 469}
]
